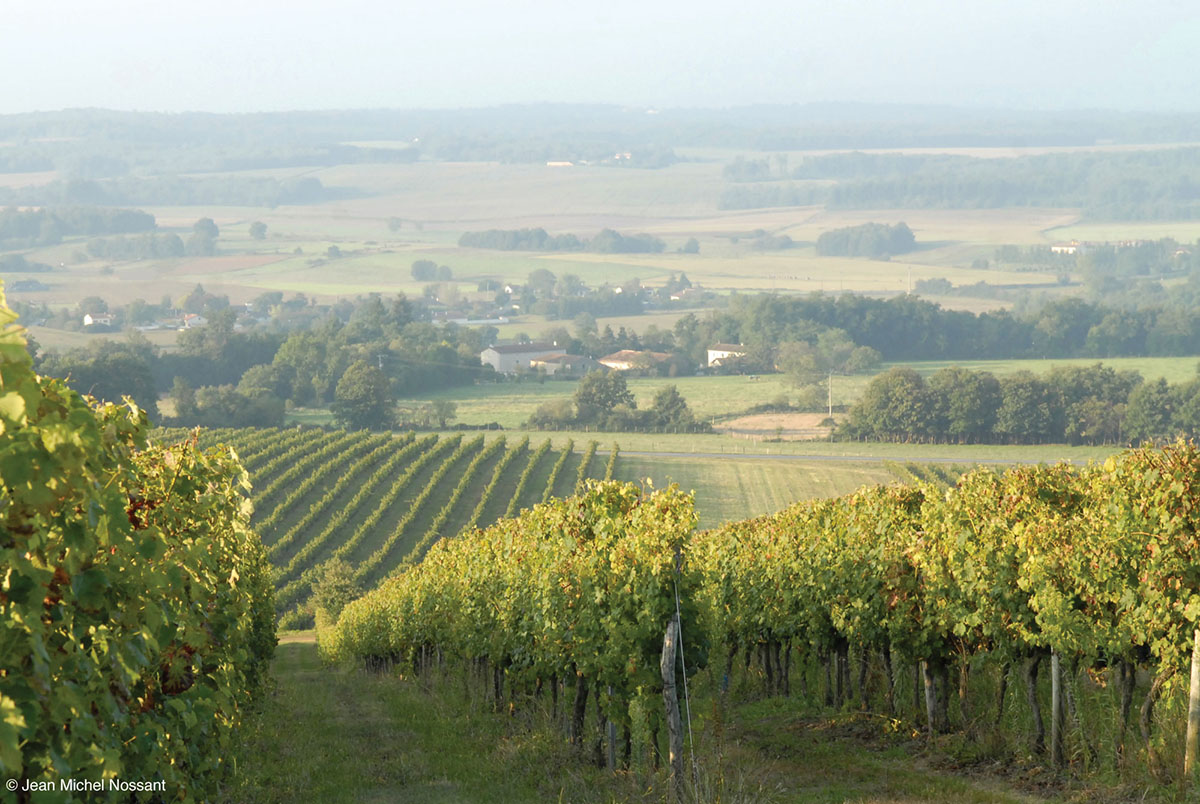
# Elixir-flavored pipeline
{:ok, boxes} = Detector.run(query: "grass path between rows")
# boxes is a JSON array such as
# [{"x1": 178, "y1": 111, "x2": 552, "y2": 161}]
[
  {"x1": 223, "y1": 635, "x2": 549, "y2": 804},
  {"x1": 226, "y1": 636, "x2": 1053, "y2": 804}
]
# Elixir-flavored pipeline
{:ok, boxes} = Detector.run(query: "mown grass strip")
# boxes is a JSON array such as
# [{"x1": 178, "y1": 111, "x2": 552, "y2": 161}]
[
  {"x1": 505, "y1": 439, "x2": 551, "y2": 518},
  {"x1": 465, "y1": 436, "x2": 528, "y2": 532}
]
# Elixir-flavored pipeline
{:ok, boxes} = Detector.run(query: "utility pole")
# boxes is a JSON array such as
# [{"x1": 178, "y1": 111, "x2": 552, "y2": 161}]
[{"x1": 828, "y1": 371, "x2": 833, "y2": 419}]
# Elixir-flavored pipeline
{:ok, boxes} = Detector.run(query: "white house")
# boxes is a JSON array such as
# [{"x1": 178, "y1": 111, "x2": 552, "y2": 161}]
[
  {"x1": 82, "y1": 313, "x2": 114, "y2": 327},
  {"x1": 707, "y1": 343, "x2": 747, "y2": 367},
  {"x1": 480, "y1": 342, "x2": 558, "y2": 374}
]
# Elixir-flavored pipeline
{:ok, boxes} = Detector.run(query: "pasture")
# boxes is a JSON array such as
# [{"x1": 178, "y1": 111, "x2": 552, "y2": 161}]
[
  {"x1": 400, "y1": 354, "x2": 1197, "y2": 435},
  {"x1": 611, "y1": 453, "x2": 896, "y2": 528},
  {"x1": 418, "y1": 373, "x2": 804, "y2": 429}
]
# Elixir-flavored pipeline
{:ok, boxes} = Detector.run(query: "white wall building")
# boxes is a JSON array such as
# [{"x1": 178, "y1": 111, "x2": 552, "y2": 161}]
[
  {"x1": 706, "y1": 343, "x2": 747, "y2": 367},
  {"x1": 480, "y1": 342, "x2": 558, "y2": 374}
]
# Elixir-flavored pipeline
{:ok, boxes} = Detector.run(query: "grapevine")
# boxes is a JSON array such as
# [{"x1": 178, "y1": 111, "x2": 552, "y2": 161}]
[{"x1": 541, "y1": 438, "x2": 574, "y2": 503}]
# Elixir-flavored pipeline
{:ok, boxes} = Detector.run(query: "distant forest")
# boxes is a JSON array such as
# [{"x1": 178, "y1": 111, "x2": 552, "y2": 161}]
[
  {"x1": 458, "y1": 227, "x2": 665, "y2": 254},
  {"x1": 719, "y1": 148, "x2": 1200, "y2": 219},
  {"x1": 3, "y1": 105, "x2": 1200, "y2": 212}
]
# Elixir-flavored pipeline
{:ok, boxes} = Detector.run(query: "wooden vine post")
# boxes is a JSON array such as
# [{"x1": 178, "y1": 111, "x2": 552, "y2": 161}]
[
  {"x1": 1186, "y1": 628, "x2": 1200, "y2": 779},
  {"x1": 607, "y1": 684, "x2": 617, "y2": 771},
  {"x1": 661, "y1": 618, "x2": 685, "y2": 802},
  {"x1": 1050, "y1": 650, "x2": 1064, "y2": 767},
  {"x1": 921, "y1": 660, "x2": 936, "y2": 739}
]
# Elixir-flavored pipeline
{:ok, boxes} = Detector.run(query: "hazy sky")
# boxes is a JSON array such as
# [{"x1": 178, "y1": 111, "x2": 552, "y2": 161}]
[{"x1": 3, "y1": 0, "x2": 1199, "y2": 113}]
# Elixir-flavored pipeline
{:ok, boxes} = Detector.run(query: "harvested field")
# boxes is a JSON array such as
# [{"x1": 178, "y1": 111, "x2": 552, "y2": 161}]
[{"x1": 714, "y1": 412, "x2": 838, "y2": 441}]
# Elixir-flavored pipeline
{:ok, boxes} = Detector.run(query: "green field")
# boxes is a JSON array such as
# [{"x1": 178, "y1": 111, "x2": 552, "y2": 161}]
[
  {"x1": 371, "y1": 355, "x2": 1200, "y2": 435},
  {"x1": 612, "y1": 454, "x2": 896, "y2": 528},
  {"x1": 417, "y1": 374, "x2": 804, "y2": 429}
]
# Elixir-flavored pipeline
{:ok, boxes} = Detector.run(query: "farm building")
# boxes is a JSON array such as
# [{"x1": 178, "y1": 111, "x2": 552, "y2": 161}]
[
  {"x1": 480, "y1": 342, "x2": 558, "y2": 374},
  {"x1": 707, "y1": 343, "x2": 748, "y2": 367},
  {"x1": 529, "y1": 353, "x2": 602, "y2": 377}
]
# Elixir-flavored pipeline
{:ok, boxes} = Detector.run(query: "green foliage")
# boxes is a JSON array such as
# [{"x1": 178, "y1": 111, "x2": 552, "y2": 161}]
[
  {"x1": 0, "y1": 205, "x2": 155, "y2": 250},
  {"x1": 37, "y1": 339, "x2": 160, "y2": 415},
  {"x1": 332, "y1": 360, "x2": 395, "y2": 430},
  {"x1": 410, "y1": 259, "x2": 437, "y2": 281},
  {"x1": 722, "y1": 147, "x2": 1200, "y2": 220},
  {"x1": 273, "y1": 434, "x2": 419, "y2": 588},
  {"x1": 574, "y1": 370, "x2": 634, "y2": 422},
  {"x1": 251, "y1": 431, "x2": 364, "y2": 529},
  {"x1": 843, "y1": 362, "x2": 1143, "y2": 445},
  {"x1": 603, "y1": 442, "x2": 620, "y2": 480},
  {"x1": 0, "y1": 291, "x2": 274, "y2": 797},
  {"x1": 310, "y1": 559, "x2": 362, "y2": 626},
  {"x1": 815, "y1": 221, "x2": 915, "y2": 258},
  {"x1": 457, "y1": 227, "x2": 662, "y2": 254},
  {"x1": 430, "y1": 398, "x2": 458, "y2": 428},
  {"x1": 323, "y1": 481, "x2": 703, "y2": 703},
  {"x1": 273, "y1": 435, "x2": 450, "y2": 613},
  {"x1": 86, "y1": 232, "x2": 184, "y2": 260},
  {"x1": 574, "y1": 440, "x2": 598, "y2": 492},
  {"x1": 541, "y1": 439, "x2": 574, "y2": 504},
  {"x1": 263, "y1": 434, "x2": 392, "y2": 559},
  {"x1": 458, "y1": 228, "x2": 583, "y2": 251},
  {"x1": 589, "y1": 228, "x2": 665, "y2": 254}
]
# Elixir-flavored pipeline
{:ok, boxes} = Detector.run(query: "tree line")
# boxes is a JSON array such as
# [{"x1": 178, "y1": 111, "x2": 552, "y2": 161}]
[
  {"x1": 840, "y1": 362, "x2": 1200, "y2": 445},
  {"x1": 28, "y1": 292, "x2": 492, "y2": 431},
  {"x1": 527, "y1": 370, "x2": 709, "y2": 433},
  {"x1": 719, "y1": 147, "x2": 1200, "y2": 220},
  {"x1": 0, "y1": 205, "x2": 155, "y2": 249},
  {"x1": 458, "y1": 227, "x2": 665, "y2": 253},
  {"x1": 814, "y1": 221, "x2": 915, "y2": 258},
  {"x1": 710, "y1": 294, "x2": 1200, "y2": 362},
  {"x1": 0, "y1": 175, "x2": 332, "y2": 208}
]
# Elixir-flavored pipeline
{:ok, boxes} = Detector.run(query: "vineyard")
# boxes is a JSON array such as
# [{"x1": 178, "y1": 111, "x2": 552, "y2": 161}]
[
  {"x1": 1, "y1": 300, "x2": 275, "y2": 801},
  {"x1": 154, "y1": 427, "x2": 609, "y2": 627},
  {"x1": 321, "y1": 442, "x2": 1200, "y2": 798}
]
